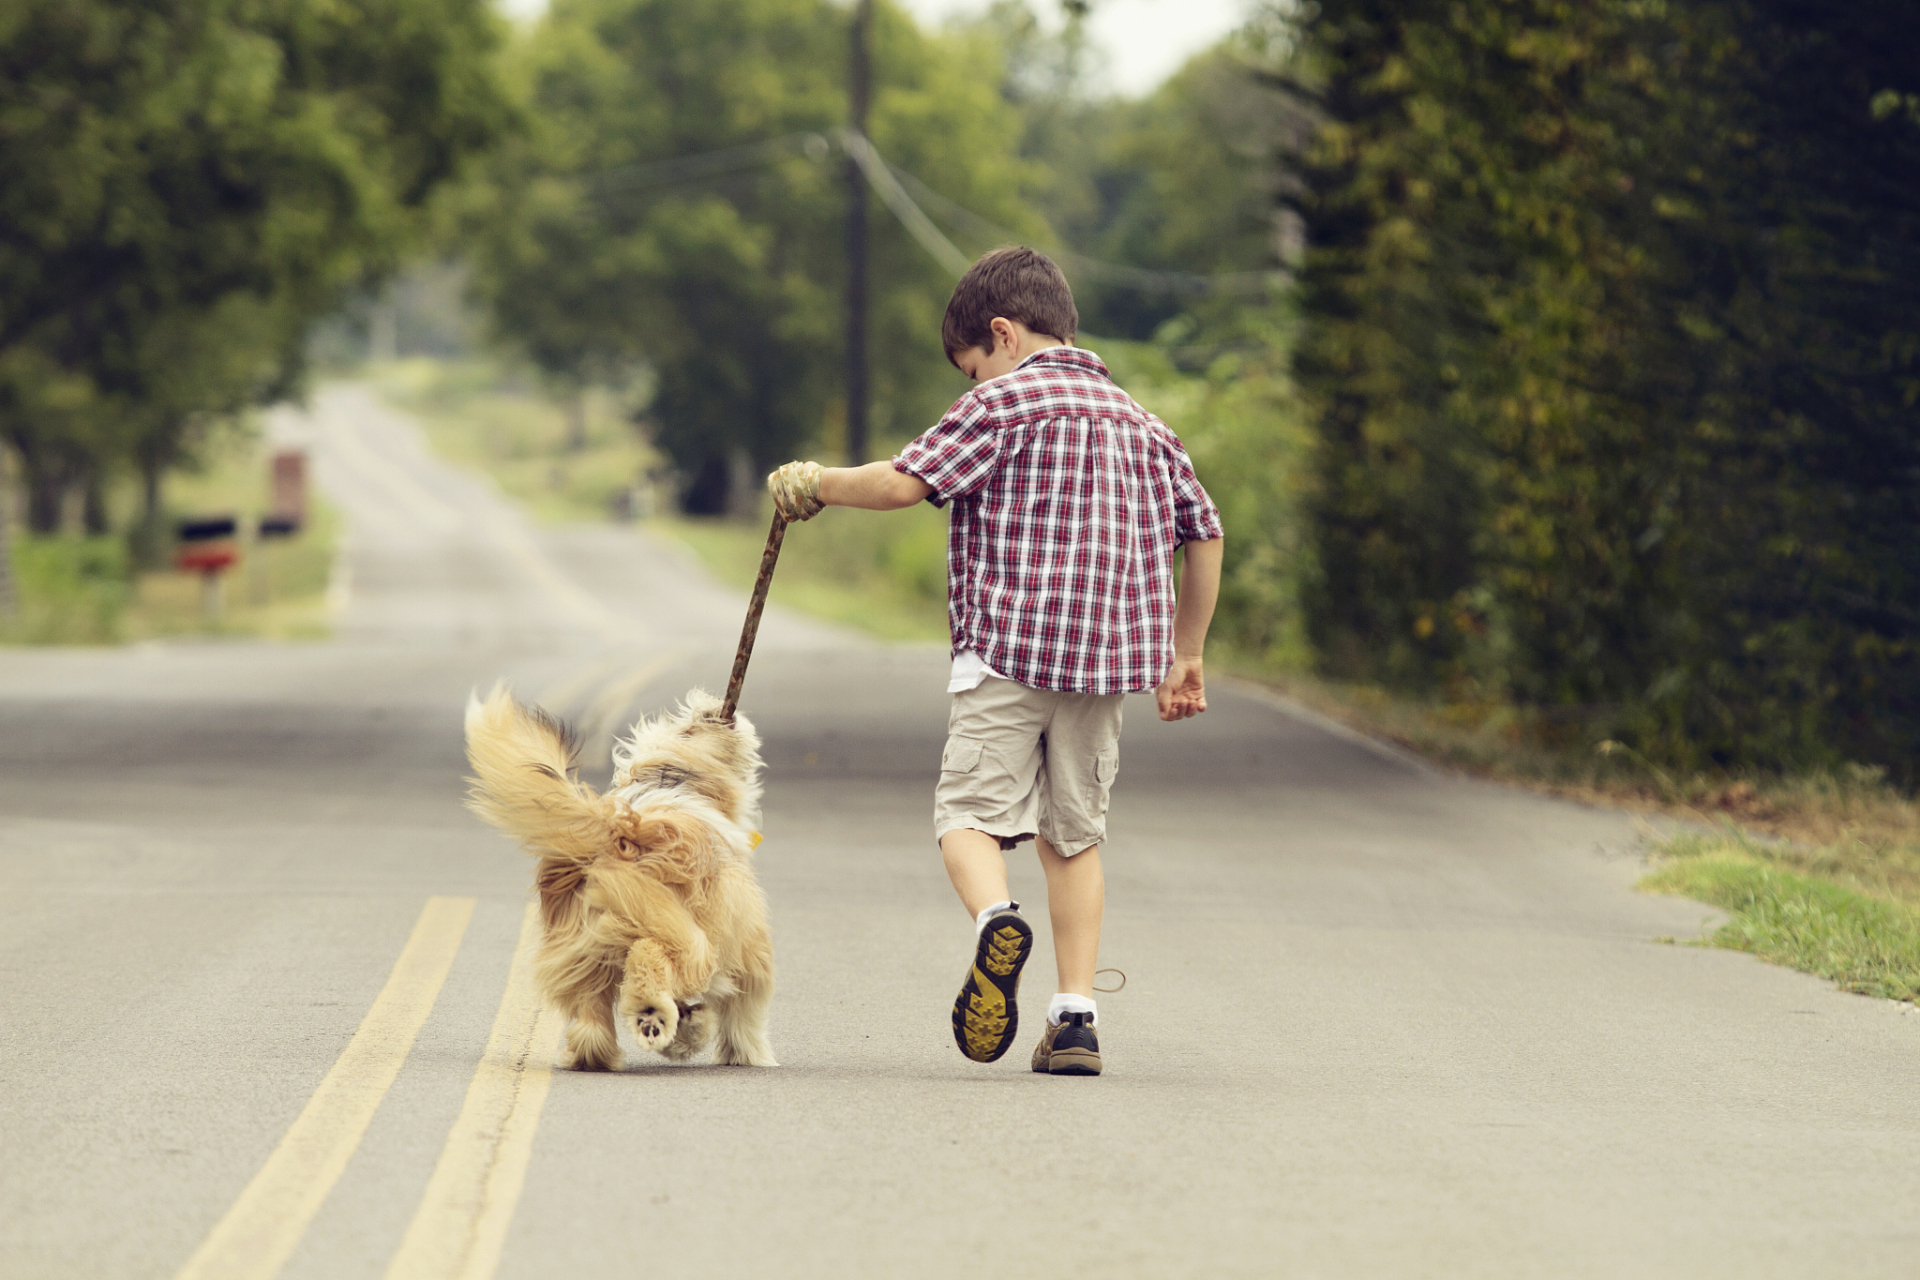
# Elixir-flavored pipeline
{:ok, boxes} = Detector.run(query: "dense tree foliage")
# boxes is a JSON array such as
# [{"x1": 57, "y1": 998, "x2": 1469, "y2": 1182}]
[
  {"x1": 11, "y1": 0, "x2": 1907, "y2": 783},
  {"x1": 0, "y1": 0, "x2": 509, "y2": 539},
  {"x1": 463, "y1": 0, "x2": 1041, "y2": 512},
  {"x1": 1294, "y1": 0, "x2": 1920, "y2": 771},
  {"x1": 962, "y1": 4, "x2": 1295, "y2": 342}
]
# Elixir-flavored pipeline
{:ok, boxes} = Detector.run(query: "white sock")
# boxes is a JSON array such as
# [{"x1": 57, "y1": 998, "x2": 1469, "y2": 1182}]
[
  {"x1": 1048, "y1": 992, "x2": 1097, "y2": 1026},
  {"x1": 973, "y1": 900, "x2": 1018, "y2": 936}
]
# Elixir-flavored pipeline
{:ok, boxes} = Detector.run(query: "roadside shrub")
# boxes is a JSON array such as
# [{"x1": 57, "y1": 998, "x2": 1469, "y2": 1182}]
[{"x1": 2, "y1": 535, "x2": 129, "y2": 644}]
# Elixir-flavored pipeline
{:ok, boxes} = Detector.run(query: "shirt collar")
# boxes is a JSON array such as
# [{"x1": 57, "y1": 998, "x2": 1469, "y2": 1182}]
[{"x1": 1014, "y1": 345, "x2": 1108, "y2": 379}]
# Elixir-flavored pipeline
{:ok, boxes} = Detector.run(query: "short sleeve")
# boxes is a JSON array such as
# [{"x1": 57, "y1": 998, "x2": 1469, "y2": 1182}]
[
  {"x1": 894, "y1": 390, "x2": 1000, "y2": 508},
  {"x1": 1153, "y1": 420, "x2": 1224, "y2": 543}
]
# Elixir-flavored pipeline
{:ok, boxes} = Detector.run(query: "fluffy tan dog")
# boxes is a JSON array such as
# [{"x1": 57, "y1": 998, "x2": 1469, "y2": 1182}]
[{"x1": 463, "y1": 685, "x2": 776, "y2": 1070}]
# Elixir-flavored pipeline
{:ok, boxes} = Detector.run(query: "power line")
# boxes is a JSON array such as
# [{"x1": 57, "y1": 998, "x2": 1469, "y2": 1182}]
[
  {"x1": 581, "y1": 133, "x2": 1283, "y2": 296},
  {"x1": 588, "y1": 133, "x2": 829, "y2": 194},
  {"x1": 841, "y1": 131, "x2": 972, "y2": 276},
  {"x1": 881, "y1": 159, "x2": 1284, "y2": 296}
]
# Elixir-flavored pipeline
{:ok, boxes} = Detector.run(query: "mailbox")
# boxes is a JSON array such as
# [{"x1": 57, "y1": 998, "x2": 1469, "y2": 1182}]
[{"x1": 175, "y1": 516, "x2": 240, "y2": 619}]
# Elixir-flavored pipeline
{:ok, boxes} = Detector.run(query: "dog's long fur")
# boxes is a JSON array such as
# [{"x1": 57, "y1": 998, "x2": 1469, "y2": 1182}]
[{"x1": 463, "y1": 685, "x2": 776, "y2": 1070}]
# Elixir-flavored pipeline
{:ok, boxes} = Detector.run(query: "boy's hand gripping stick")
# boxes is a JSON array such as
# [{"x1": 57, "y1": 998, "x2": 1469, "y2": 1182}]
[{"x1": 721, "y1": 510, "x2": 789, "y2": 722}]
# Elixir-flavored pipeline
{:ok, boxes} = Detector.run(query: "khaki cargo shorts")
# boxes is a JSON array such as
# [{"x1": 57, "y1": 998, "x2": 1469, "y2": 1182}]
[{"x1": 934, "y1": 677, "x2": 1125, "y2": 857}]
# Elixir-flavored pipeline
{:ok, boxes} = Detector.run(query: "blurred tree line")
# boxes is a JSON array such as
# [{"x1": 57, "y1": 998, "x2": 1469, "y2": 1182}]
[
  {"x1": 455, "y1": 0, "x2": 1294, "y2": 512},
  {"x1": 450, "y1": 0, "x2": 1305, "y2": 670},
  {"x1": 9, "y1": 0, "x2": 1910, "y2": 777},
  {"x1": 1292, "y1": 0, "x2": 1920, "y2": 772},
  {"x1": 459, "y1": 0, "x2": 1046, "y2": 513},
  {"x1": 0, "y1": 0, "x2": 510, "y2": 576}
]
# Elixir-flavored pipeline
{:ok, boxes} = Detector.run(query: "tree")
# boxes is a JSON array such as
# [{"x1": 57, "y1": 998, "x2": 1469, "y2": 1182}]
[
  {"x1": 1290, "y1": 0, "x2": 1920, "y2": 770},
  {"x1": 0, "y1": 0, "x2": 511, "y2": 534},
  {"x1": 463, "y1": 0, "x2": 1041, "y2": 513},
  {"x1": 1074, "y1": 41, "x2": 1299, "y2": 339}
]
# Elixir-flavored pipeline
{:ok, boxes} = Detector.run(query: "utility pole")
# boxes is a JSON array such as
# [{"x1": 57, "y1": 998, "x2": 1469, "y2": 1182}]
[
  {"x1": 0, "y1": 448, "x2": 16, "y2": 622},
  {"x1": 845, "y1": 0, "x2": 871, "y2": 466}
]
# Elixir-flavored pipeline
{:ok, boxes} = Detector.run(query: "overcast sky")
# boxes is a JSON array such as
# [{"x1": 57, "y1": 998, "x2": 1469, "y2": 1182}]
[
  {"x1": 495, "y1": 0, "x2": 1256, "y2": 99},
  {"x1": 898, "y1": 0, "x2": 1254, "y2": 97}
]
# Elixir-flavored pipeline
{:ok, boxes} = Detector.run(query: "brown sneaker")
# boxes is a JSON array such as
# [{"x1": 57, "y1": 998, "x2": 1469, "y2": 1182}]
[
  {"x1": 951, "y1": 909, "x2": 1032, "y2": 1063},
  {"x1": 1030, "y1": 1011, "x2": 1102, "y2": 1076}
]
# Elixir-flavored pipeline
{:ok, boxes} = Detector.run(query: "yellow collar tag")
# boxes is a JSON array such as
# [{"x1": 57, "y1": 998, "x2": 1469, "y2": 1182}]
[{"x1": 749, "y1": 831, "x2": 764, "y2": 850}]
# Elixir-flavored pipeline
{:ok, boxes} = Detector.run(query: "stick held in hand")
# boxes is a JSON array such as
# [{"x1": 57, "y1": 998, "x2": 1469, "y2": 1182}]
[{"x1": 722, "y1": 511, "x2": 789, "y2": 721}]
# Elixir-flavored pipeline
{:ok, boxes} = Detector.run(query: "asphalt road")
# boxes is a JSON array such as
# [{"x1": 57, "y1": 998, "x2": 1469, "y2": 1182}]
[{"x1": 2, "y1": 384, "x2": 1916, "y2": 1280}]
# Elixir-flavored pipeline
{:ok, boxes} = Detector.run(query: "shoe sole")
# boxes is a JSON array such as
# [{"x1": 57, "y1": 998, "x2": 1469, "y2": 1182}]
[
  {"x1": 1047, "y1": 1046, "x2": 1102, "y2": 1076},
  {"x1": 952, "y1": 915, "x2": 1032, "y2": 1063}
]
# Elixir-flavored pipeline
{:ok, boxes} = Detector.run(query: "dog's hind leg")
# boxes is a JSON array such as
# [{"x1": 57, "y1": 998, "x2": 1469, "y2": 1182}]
[
  {"x1": 713, "y1": 934, "x2": 777, "y2": 1067},
  {"x1": 617, "y1": 937, "x2": 683, "y2": 1053},
  {"x1": 562, "y1": 984, "x2": 622, "y2": 1072},
  {"x1": 663, "y1": 1002, "x2": 716, "y2": 1062}
]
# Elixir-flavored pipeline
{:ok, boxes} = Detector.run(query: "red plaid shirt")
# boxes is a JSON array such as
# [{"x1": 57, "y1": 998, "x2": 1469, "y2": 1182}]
[{"x1": 894, "y1": 346, "x2": 1223, "y2": 695}]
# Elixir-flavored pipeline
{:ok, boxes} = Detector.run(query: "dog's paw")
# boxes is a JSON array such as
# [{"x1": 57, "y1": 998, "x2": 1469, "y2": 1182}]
[
  {"x1": 713, "y1": 1036, "x2": 779, "y2": 1067},
  {"x1": 631, "y1": 997, "x2": 680, "y2": 1050},
  {"x1": 663, "y1": 1003, "x2": 716, "y2": 1062},
  {"x1": 564, "y1": 1042, "x2": 623, "y2": 1072},
  {"x1": 564, "y1": 1019, "x2": 623, "y2": 1071}
]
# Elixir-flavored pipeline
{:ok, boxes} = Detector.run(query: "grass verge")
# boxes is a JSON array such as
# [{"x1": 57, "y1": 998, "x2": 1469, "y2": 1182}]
[
  {"x1": 1233, "y1": 668, "x2": 1920, "y2": 1003},
  {"x1": 658, "y1": 505, "x2": 950, "y2": 644},
  {"x1": 1640, "y1": 831, "x2": 1920, "y2": 1001},
  {"x1": 1230, "y1": 667, "x2": 1920, "y2": 860},
  {"x1": 2, "y1": 424, "x2": 338, "y2": 645},
  {"x1": 2, "y1": 536, "x2": 130, "y2": 644},
  {"x1": 361, "y1": 356, "x2": 950, "y2": 643},
  {"x1": 364, "y1": 358, "x2": 658, "y2": 524}
]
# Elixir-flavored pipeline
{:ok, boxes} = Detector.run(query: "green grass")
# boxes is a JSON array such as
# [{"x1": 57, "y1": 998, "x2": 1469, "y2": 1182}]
[
  {"x1": 0, "y1": 536, "x2": 131, "y2": 644},
  {"x1": 1239, "y1": 669, "x2": 1920, "y2": 853},
  {"x1": 365, "y1": 358, "x2": 658, "y2": 525},
  {"x1": 661, "y1": 503, "x2": 950, "y2": 644},
  {"x1": 1641, "y1": 832, "x2": 1920, "y2": 1002},
  {"x1": 362, "y1": 355, "x2": 952, "y2": 644},
  {"x1": 1242, "y1": 665, "x2": 1920, "y2": 1001},
  {"x1": 2, "y1": 424, "x2": 339, "y2": 645}
]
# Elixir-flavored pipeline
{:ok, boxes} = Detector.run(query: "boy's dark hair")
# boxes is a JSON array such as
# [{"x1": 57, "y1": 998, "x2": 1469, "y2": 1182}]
[{"x1": 941, "y1": 247, "x2": 1078, "y2": 364}]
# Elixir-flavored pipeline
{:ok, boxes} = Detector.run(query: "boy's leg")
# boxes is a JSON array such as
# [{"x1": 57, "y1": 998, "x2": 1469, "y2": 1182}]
[
  {"x1": 1030, "y1": 838, "x2": 1106, "y2": 1076},
  {"x1": 1031, "y1": 688, "x2": 1122, "y2": 998},
  {"x1": 935, "y1": 680, "x2": 1052, "y2": 1063},
  {"x1": 1035, "y1": 836, "x2": 1103, "y2": 996},
  {"x1": 940, "y1": 827, "x2": 1011, "y2": 917},
  {"x1": 934, "y1": 677, "x2": 1050, "y2": 919},
  {"x1": 1028, "y1": 691, "x2": 1120, "y2": 1076},
  {"x1": 946, "y1": 829, "x2": 1033, "y2": 1063}
]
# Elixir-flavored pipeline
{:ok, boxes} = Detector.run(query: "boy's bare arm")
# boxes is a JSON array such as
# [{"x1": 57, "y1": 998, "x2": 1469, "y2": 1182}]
[
  {"x1": 1157, "y1": 536, "x2": 1223, "y2": 722},
  {"x1": 767, "y1": 460, "x2": 930, "y2": 518},
  {"x1": 820, "y1": 461, "x2": 933, "y2": 510}
]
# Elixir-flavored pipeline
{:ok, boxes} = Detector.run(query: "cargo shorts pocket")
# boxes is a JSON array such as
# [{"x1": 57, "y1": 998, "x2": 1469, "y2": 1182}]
[
  {"x1": 942, "y1": 737, "x2": 986, "y2": 774},
  {"x1": 1094, "y1": 746, "x2": 1120, "y2": 784}
]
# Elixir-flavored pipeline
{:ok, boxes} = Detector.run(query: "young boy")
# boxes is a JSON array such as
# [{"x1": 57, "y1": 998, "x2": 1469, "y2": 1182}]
[{"x1": 765, "y1": 247, "x2": 1223, "y2": 1076}]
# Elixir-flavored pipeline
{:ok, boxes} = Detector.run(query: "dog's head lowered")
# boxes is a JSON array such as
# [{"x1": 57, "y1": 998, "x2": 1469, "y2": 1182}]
[{"x1": 608, "y1": 689, "x2": 763, "y2": 829}]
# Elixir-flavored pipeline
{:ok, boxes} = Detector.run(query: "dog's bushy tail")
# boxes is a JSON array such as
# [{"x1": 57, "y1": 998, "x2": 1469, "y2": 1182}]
[{"x1": 464, "y1": 686, "x2": 619, "y2": 910}]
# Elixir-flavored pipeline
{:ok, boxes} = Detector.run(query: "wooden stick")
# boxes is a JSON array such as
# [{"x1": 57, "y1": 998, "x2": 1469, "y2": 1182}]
[{"x1": 722, "y1": 511, "x2": 789, "y2": 721}]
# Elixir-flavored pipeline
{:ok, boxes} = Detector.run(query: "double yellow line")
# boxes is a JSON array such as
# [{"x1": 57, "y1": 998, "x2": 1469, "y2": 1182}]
[
  {"x1": 176, "y1": 900, "x2": 562, "y2": 1280},
  {"x1": 178, "y1": 648, "x2": 689, "y2": 1280},
  {"x1": 384, "y1": 908, "x2": 565, "y2": 1280}
]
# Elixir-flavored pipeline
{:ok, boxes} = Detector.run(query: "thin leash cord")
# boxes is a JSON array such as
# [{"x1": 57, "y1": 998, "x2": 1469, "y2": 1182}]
[{"x1": 1093, "y1": 968, "x2": 1126, "y2": 993}]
